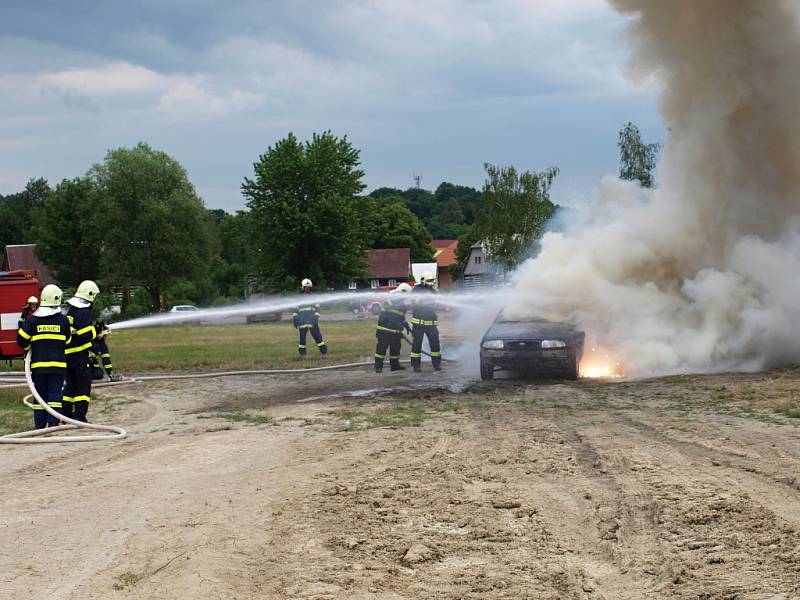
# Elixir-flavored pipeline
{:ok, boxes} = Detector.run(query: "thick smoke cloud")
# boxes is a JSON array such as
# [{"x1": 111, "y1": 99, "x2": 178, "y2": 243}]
[{"x1": 507, "y1": 0, "x2": 800, "y2": 375}]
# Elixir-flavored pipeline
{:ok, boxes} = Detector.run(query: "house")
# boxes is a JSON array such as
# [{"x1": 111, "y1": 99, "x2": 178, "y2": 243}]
[
  {"x1": 462, "y1": 241, "x2": 502, "y2": 289},
  {"x1": 430, "y1": 239, "x2": 458, "y2": 289},
  {"x1": 2, "y1": 244, "x2": 57, "y2": 287},
  {"x1": 351, "y1": 248, "x2": 412, "y2": 290}
]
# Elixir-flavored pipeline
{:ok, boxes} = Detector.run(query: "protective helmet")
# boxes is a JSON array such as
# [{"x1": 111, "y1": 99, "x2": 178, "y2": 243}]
[
  {"x1": 27, "y1": 296, "x2": 38, "y2": 304},
  {"x1": 420, "y1": 271, "x2": 436, "y2": 285},
  {"x1": 39, "y1": 284, "x2": 63, "y2": 307},
  {"x1": 75, "y1": 280, "x2": 100, "y2": 302},
  {"x1": 392, "y1": 283, "x2": 413, "y2": 294},
  {"x1": 301, "y1": 278, "x2": 313, "y2": 288}
]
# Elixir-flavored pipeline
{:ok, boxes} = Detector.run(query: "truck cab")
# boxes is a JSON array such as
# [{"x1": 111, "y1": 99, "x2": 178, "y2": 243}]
[{"x1": 0, "y1": 270, "x2": 39, "y2": 360}]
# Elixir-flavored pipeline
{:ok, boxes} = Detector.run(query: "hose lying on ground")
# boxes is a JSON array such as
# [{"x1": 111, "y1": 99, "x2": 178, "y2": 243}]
[
  {"x1": 0, "y1": 345, "x2": 453, "y2": 444},
  {"x1": 0, "y1": 353, "x2": 128, "y2": 444}
]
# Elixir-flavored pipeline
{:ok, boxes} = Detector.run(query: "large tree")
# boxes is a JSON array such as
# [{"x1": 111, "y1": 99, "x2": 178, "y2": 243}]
[
  {"x1": 242, "y1": 131, "x2": 369, "y2": 290},
  {"x1": 474, "y1": 163, "x2": 559, "y2": 273},
  {"x1": 32, "y1": 177, "x2": 102, "y2": 283},
  {"x1": 0, "y1": 178, "x2": 50, "y2": 250},
  {"x1": 91, "y1": 142, "x2": 216, "y2": 310},
  {"x1": 618, "y1": 122, "x2": 660, "y2": 188},
  {"x1": 366, "y1": 197, "x2": 434, "y2": 262}
]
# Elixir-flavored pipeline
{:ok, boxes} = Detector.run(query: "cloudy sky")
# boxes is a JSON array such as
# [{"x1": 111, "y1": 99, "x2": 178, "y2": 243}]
[{"x1": 0, "y1": 0, "x2": 664, "y2": 211}]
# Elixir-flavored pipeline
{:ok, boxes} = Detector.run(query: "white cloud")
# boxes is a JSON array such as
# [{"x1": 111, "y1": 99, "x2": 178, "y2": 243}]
[
  {"x1": 157, "y1": 79, "x2": 263, "y2": 118},
  {"x1": 38, "y1": 61, "x2": 169, "y2": 94}
]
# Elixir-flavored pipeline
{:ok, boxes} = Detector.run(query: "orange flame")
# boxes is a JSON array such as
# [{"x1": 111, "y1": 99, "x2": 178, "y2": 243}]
[{"x1": 580, "y1": 346, "x2": 624, "y2": 379}]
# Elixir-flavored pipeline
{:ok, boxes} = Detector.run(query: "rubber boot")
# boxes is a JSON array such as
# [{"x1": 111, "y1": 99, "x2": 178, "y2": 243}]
[
  {"x1": 374, "y1": 358, "x2": 384, "y2": 373},
  {"x1": 390, "y1": 359, "x2": 405, "y2": 371}
]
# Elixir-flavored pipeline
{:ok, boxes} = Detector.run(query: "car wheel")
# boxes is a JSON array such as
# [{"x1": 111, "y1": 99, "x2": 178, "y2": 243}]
[
  {"x1": 565, "y1": 356, "x2": 579, "y2": 380},
  {"x1": 370, "y1": 304, "x2": 381, "y2": 315},
  {"x1": 480, "y1": 361, "x2": 494, "y2": 381}
]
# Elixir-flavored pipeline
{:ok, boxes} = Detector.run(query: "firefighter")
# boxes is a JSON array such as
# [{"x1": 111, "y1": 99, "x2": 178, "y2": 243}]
[
  {"x1": 374, "y1": 283, "x2": 413, "y2": 373},
  {"x1": 17, "y1": 296, "x2": 38, "y2": 327},
  {"x1": 410, "y1": 271, "x2": 442, "y2": 372},
  {"x1": 89, "y1": 320, "x2": 117, "y2": 381},
  {"x1": 63, "y1": 280, "x2": 99, "y2": 422},
  {"x1": 292, "y1": 278, "x2": 328, "y2": 357},
  {"x1": 16, "y1": 285, "x2": 70, "y2": 429}
]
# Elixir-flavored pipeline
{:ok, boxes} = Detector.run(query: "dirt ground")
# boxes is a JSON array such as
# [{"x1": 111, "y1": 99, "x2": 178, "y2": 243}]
[{"x1": 2, "y1": 367, "x2": 800, "y2": 599}]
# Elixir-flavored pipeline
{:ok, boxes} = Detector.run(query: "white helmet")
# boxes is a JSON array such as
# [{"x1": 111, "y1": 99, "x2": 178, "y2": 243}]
[
  {"x1": 27, "y1": 296, "x2": 38, "y2": 305},
  {"x1": 420, "y1": 271, "x2": 436, "y2": 285},
  {"x1": 301, "y1": 278, "x2": 313, "y2": 289},
  {"x1": 391, "y1": 283, "x2": 413, "y2": 294},
  {"x1": 40, "y1": 285, "x2": 63, "y2": 307},
  {"x1": 75, "y1": 280, "x2": 100, "y2": 302}
]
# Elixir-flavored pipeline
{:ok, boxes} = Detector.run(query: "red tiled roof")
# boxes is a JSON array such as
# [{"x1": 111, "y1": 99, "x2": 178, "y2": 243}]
[
  {"x1": 431, "y1": 239, "x2": 458, "y2": 268},
  {"x1": 2, "y1": 245, "x2": 57, "y2": 286},
  {"x1": 366, "y1": 248, "x2": 411, "y2": 279}
]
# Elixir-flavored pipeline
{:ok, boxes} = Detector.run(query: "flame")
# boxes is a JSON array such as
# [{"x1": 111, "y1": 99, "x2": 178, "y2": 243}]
[{"x1": 580, "y1": 346, "x2": 624, "y2": 379}]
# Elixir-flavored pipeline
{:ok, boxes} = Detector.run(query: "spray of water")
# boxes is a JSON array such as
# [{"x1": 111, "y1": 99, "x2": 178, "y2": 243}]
[{"x1": 503, "y1": 0, "x2": 800, "y2": 376}]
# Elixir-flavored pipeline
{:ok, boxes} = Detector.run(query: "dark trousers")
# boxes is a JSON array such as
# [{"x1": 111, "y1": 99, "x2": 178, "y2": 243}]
[
  {"x1": 64, "y1": 358, "x2": 92, "y2": 422},
  {"x1": 410, "y1": 325, "x2": 442, "y2": 370},
  {"x1": 298, "y1": 324, "x2": 327, "y2": 356},
  {"x1": 31, "y1": 372, "x2": 65, "y2": 429},
  {"x1": 374, "y1": 331, "x2": 402, "y2": 372}
]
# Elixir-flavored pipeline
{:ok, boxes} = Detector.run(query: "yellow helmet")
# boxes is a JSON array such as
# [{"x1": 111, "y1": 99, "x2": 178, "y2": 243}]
[
  {"x1": 27, "y1": 296, "x2": 38, "y2": 305},
  {"x1": 75, "y1": 280, "x2": 100, "y2": 302},
  {"x1": 392, "y1": 283, "x2": 413, "y2": 294},
  {"x1": 40, "y1": 284, "x2": 63, "y2": 307},
  {"x1": 301, "y1": 278, "x2": 313, "y2": 289},
  {"x1": 421, "y1": 271, "x2": 436, "y2": 285}
]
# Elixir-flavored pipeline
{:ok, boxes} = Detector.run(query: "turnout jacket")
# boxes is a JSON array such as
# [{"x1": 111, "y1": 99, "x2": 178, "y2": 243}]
[
  {"x1": 17, "y1": 312, "x2": 71, "y2": 374},
  {"x1": 65, "y1": 302, "x2": 96, "y2": 362},
  {"x1": 376, "y1": 297, "x2": 408, "y2": 334},
  {"x1": 17, "y1": 306, "x2": 33, "y2": 328},
  {"x1": 292, "y1": 296, "x2": 320, "y2": 328},
  {"x1": 410, "y1": 284, "x2": 438, "y2": 326}
]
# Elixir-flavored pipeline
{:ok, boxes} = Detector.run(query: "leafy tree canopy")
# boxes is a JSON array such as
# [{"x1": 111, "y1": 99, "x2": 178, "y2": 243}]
[
  {"x1": 365, "y1": 197, "x2": 434, "y2": 262},
  {"x1": 242, "y1": 131, "x2": 369, "y2": 291},
  {"x1": 618, "y1": 122, "x2": 660, "y2": 188}
]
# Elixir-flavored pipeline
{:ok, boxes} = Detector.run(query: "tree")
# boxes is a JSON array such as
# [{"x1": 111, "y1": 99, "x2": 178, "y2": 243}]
[
  {"x1": 210, "y1": 210, "x2": 256, "y2": 299},
  {"x1": 242, "y1": 132, "x2": 369, "y2": 290},
  {"x1": 618, "y1": 122, "x2": 660, "y2": 188},
  {"x1": 474, "y1": 163, "x2": 559, "y2": 273},
  {"x1": 91, "y1": 142, "x2": 216, "y2": 310},
  {"x1": 366, "y1": 197, "x2": 434, "y2": 262},
  {"x1": 32, "y1": 177, "x2": 102, "y2": 283},
  {"x1": 0, "y1": 178, "x2": 50, "y2": 249}
]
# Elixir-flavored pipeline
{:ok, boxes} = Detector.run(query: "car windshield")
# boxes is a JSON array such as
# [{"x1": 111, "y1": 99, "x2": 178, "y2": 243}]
[{"x1": 495, "y1": 311, "x2": 549, "y2": 324}]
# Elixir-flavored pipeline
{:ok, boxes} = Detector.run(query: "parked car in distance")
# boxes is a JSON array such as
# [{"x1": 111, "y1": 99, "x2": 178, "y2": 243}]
[
  {"x1": 169, "y1": 305, "x2": 200, "y2": 313},
  {"x1": 480, "y1": 312, "x2": 585, "y2": 381}
]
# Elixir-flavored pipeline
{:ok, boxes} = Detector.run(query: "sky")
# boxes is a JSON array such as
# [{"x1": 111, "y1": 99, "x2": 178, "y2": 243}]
[{"x1": 0, "y1": 0, "x2": 665, "y2": 212}]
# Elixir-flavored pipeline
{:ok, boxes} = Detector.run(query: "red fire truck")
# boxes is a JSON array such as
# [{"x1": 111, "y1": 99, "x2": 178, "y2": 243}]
[{"x1": 0, "y1": 270, "x2": 39, "y2": 359}]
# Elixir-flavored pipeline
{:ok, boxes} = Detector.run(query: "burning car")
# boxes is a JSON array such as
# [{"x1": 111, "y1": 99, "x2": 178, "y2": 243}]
[{"x1": 479, "y1": 313, "x2": 585, "y2": 381}]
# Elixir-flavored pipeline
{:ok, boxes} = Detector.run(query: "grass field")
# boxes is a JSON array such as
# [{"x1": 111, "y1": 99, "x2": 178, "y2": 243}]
[{"x1": 106, "y1": 319, "x2": 380, "y2": 372}]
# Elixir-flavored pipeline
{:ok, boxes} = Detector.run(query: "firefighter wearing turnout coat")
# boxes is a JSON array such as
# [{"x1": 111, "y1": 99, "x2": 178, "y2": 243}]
[
  {"x1": 16, "y1": 285, "x2": 71, "y2": 429},
  {"x1": 374, "y1": 283, "x2": 413, "y2": 373},
  {"x1": 292, "y1": 278, "x2": 328, "y2": 357},
  {"x1": 63, "y1": 280, "x2": 99, "y2": 422},
  {"x1": 410, "y1": 271, "x2": 442, "y2": 372},
  {"x1": 18, "y1": 296, "x2": 38, "y2": 328},
  {"x1": 89, "y1": 320, "x2": 117, "y2": 381}
]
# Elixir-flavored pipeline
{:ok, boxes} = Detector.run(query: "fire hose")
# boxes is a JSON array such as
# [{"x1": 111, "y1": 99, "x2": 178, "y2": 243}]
[{"x1": 0, "y1": 342, "x2": 449, "y2": 445}]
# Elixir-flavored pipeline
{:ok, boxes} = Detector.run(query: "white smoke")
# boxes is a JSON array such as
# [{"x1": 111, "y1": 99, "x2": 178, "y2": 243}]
[{"x1": 507, "y1": 0, "x2": 800, "y2": 376}]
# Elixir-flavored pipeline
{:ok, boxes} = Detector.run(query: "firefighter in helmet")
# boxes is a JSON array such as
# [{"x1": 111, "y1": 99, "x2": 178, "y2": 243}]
[
  {"x1": 292, "y1": 278, "x2": 328, "y2": 357},
  {"x1": 410, "y1": 271, "x2": 442, "y2": 372},
  {"x1": 89, "y1": 320, "x2": 117, "y2": 381},
  {"x1": 18, "y1": 296, "x2": 38, "y2": 328},
  {"x1": 374, "y1": 283, "x2": 412, "y2": 373},
  {"x1": 63, "y1": 280, "x2": 99, "y2": 422},
  {"x1": 16, "y1": 284, "x2": 70, "y2": 429}
]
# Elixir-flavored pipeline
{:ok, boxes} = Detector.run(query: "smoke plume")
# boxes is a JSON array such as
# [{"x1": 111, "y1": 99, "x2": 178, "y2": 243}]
[{"x1": 508, "y1": 0, "x2": 800, "y2": 375}]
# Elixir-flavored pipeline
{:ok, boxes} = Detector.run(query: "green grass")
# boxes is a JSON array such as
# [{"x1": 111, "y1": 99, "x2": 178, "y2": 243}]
[
  {"x1": 0, "y1": 388, "x2": 32, "y2": 435},
  {"x1": 198, "y1": 412, "x2": 274, "y2": 426},
  {"x1": 107, "y1": 320, "x2": 378, "y2": 372},
  {"x1": 334, "y1": 400, "x2": 461, "y2": 431},
  {"x1": 112, "y1": 572, "x2": 141, "y2": 591}
]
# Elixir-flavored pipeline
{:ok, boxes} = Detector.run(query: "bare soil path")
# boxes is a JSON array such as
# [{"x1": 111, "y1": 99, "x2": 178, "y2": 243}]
[{"x1": 1, "y1": 368, "x2": 799, "y2": 598}]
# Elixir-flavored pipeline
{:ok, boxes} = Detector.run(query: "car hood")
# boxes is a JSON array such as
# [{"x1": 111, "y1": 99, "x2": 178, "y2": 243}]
[{"x1": 483, "y1": 320, "x2": 581, "y2": 341}]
